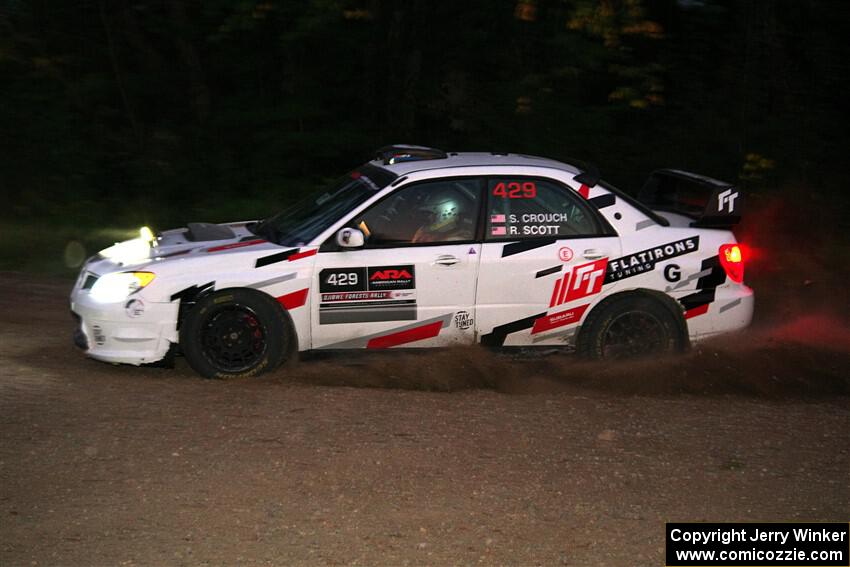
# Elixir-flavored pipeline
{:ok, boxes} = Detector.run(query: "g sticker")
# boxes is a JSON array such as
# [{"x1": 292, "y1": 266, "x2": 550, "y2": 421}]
[{"x1": 664, "y1": 264, "x2": 681, "y2": 283}]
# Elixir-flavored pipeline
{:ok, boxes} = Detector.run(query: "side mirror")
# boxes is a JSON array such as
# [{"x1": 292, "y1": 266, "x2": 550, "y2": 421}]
[{"x1": 336, "y1": 227, "x2": 365, "y2": 248}]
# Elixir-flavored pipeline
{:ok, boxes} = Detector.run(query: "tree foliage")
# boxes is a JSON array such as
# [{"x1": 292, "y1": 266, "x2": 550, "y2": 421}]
[{"x1": 1, "y1": 0, "x2": 847, "y2": 226}]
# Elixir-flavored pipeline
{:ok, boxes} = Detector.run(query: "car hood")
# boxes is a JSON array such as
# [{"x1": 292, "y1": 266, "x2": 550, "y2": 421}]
[
  {"x1": 154, "y1": 221, "x2": 258, "y2": 254},
  {"x1": 84, "y1": 221, "x2": 264, "y2": 274}
]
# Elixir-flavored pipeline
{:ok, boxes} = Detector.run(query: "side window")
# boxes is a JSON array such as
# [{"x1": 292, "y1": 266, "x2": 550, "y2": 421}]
[
  {"x1": 354, "y1": 178, "x2": 483, "y2": 246},
  {"x1": 486, "y1": 177, "x2": 602, "y2": 240}
]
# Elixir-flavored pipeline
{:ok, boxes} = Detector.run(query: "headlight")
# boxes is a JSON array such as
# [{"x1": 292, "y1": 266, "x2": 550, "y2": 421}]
[{"x1": 90, "y1": 272, "x2": 156, "y2": 303}]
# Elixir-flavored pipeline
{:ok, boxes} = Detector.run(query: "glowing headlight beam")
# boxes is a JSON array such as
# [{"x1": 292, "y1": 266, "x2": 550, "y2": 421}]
[
  {"x1": 90, "y1": 271, "x2": 156, "y2": 303},
  {"x1": 99, "y1": 238, "x2": 151, "y2": 263},
  {"x1": 139, "y1": 226, "x2": 155, "y2": 242}
]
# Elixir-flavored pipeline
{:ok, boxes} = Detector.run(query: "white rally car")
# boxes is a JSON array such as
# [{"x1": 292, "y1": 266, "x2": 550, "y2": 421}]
[{"x1": 71, "y1": 145, "x2": 753, "y2": 378}]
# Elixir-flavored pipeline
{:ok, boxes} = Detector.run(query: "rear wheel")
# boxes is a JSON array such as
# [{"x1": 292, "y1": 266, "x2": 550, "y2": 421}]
[
  {"x1": 577, "y1": 295, "x2": 684, "y2": 360},
  {"x1": 180, "y1": 289, "x2": 292, "y2": 378}
]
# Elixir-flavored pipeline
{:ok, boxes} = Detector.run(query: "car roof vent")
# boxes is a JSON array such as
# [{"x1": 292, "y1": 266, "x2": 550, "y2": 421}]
[{"x1": 376, "y1": 144, "x2": 448, "y2": 165}]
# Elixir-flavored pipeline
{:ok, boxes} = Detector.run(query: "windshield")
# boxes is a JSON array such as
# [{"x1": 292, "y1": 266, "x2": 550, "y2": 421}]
[{"x1": 253, "y1": 167, "x2": 394, "y2": 246}]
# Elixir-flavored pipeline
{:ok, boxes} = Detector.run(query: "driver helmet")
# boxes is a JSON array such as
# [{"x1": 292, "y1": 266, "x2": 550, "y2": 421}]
[{"x1": 420, "y1": 190, "x2": 465, "y2": 233}]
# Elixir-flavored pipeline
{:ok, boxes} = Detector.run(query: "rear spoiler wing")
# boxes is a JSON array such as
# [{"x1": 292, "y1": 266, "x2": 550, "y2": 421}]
[{"x1": 637, "y1": 169, "x2": 742, "y2": 228}]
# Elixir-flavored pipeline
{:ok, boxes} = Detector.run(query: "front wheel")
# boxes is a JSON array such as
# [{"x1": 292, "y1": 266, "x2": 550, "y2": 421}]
[
  {"x1": 180, "y1": 289, "x2": 292, "y2": 378},
  {"x1": 576, "y1": 295, "x2": 685, "y2": 360}
]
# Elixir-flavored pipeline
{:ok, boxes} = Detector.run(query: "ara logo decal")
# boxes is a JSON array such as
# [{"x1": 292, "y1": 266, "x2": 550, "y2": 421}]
[
  {"x1": 549, "y1": 258, "x2": 608, "y2": 308},
  {"x1": 717, "y1": 188, "x2": 739, "y2": 213},
  {"x1": 370, "y1": 269, "x2": 412, "y2": 281},
  {"x1": 366, "y1": 265, "x2": 415, "y2": 290}
]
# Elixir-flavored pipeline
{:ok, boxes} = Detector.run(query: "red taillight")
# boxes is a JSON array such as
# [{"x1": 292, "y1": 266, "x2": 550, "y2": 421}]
[{"x1": 719, "y1": 243, "x2": 745, "y2": 283}]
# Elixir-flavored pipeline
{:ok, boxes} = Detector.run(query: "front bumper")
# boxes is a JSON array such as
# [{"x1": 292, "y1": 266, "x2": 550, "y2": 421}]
[{"x1": 70, "y1": 287, "x2": 179, "y2": 365}]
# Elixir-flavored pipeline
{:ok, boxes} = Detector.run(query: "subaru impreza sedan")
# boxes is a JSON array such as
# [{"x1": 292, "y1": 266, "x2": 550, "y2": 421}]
[{"x1": 71, "y1": 145, "x2": 753, "y2": 378}]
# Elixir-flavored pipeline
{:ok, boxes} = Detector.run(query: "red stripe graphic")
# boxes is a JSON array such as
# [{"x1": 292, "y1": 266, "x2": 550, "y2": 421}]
[
  {"x1": 206, "y1": 239, "x2": 266, "y2": 253},
  {"x1": 531, "y1": 304, "x2": 589, "y2": 335},
  {"x1": 684, "y1": 304, "x2": 710, "y2": 319},
  {"x1": 549, "y1": 277, "x2": 563, "y2": 307},
  {"x1": 366, "y1": 320, "x2": 443, "y2": 349},
  {"x1": 557, "y1": 273, "x2": 570, "y2": 305},
  {"x1": 276, "y1": 288, "x2": 308, "y2": 310},
  {"x1": 288, "y1": 248, "x2": 318, "y2": 262},
  {"x1": 578, "y1": 184, "x2": 590, "y2": 199}
]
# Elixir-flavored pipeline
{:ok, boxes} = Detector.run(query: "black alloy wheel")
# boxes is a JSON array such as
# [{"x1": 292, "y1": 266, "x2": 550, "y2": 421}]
[
  {"x1": 577, "y1": 295, "x2": 685, "y2": 360},
  {"x1": 181, "y1": 289, "x2": 292, "y2": 378},
  {"x1": 600, "y1": 310, "x2": 667, "y2": 359},
  {"x1": 200, "y1": 304, "x2": 267, "y2": 372}
]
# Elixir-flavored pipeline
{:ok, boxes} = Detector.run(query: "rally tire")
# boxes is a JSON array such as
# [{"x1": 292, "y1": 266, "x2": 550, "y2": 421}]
[
  {"x1": 180, "y1": 289, "x2": 292, "y2": 379},
  {"x1": 576, "y1": 295, "x2": 685, "y2": 360}
]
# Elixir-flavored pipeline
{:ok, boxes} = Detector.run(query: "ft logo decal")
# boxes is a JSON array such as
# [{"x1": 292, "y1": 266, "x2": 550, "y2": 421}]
[
  {"x1": 717, "y1": 188, "x2": 739, "y2": 213},
  {"x1": 549, "y1": 258, "x2": 608, "y2": 308}
]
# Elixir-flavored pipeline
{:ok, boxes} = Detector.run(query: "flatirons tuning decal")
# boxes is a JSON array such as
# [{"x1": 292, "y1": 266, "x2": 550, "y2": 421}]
[
  {"x1": 604, "y1": 236, "x2": 700, "y2": 283},
  {"x1": 319, "y1": 265, "x2": 417, "y2": 324}
]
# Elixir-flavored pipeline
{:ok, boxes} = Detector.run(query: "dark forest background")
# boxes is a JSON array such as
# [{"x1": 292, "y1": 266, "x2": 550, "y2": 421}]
[{"x1": 2, "y1": 0, "x2": 849, "y2": 234}]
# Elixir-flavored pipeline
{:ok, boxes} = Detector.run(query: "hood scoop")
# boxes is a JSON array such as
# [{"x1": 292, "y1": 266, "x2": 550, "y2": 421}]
[{"x1": 185, "y1": 222, "x2": 236, "y2": 242}]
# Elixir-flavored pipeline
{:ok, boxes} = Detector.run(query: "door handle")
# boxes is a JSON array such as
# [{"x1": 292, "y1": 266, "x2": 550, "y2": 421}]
[
  {"x1": 582, "y1": 249, "x2": 606, "y2": 260},
  {"x1": 434, "y1": 254, "x2": 459, "y2": 266}
]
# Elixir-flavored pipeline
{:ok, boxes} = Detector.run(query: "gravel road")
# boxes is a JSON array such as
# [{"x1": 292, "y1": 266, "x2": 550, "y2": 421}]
[{"x1": 1, "y1": 272, "x2": 848, "y2": 566}]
